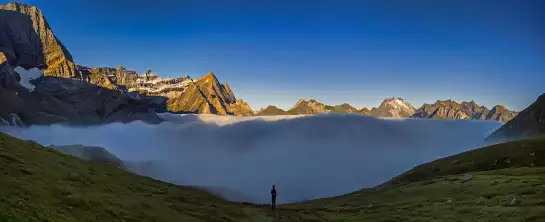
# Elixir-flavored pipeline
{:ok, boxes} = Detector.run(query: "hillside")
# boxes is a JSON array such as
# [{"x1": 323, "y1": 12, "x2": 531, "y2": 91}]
[
  {"x1": 486, "y1": 93, "x2": 545, "y2": 143},
  {"x1": 0, "y1": 132, "x2": 271, "y2": 221},
  {"x1": 384, "y1": 136, "x2": 545, "y2": 186},
  {"x1": 277, "y1": 137, "x2": 545, "y2": 221}
]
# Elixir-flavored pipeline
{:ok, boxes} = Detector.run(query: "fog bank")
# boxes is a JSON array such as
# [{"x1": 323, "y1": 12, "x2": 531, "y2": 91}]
[{"x1": 1, "y1": 114, "x2": 501, "y2": 203}]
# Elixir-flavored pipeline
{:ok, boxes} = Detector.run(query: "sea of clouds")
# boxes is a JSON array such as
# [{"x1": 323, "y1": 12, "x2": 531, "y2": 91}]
[{"x1": 1, "y1": 114, "x2": 501, "y2": 203}]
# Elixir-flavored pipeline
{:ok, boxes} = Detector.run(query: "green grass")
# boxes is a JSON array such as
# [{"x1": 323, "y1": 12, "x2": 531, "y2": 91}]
[
  {"x1": 0, "y1": 133, "x2": 271, "y2": 222},
  {"x1": 1, "y1": 132, "x2": 545, "y2": 222},
  {"x1": 278, "y1": 167, "x2": 545, "y2": 221},
  {"x1": 273, "y1": 136, "x2": 545, "y2": 221},
  {"x1": 384, "y1": 136, "x2": 545, "y2": 187}
]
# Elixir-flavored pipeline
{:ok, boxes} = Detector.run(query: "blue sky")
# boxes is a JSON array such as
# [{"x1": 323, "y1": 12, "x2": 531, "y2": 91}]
[{"x1": 13, "y1": 0, "x2": 545, "y2": 110}]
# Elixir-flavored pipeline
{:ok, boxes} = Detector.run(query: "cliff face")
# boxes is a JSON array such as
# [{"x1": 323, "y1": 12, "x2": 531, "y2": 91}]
[
  {"x1": 79, "y1": 65, "x2": 253, "y2": 116},
  {"x1": 168, "y1": 72, "x2": 253, "y2": 115},
  {"x1": 79, "y1": 66, "x2": 193, "y2": 99},
  {"x1": 0, "y1": 3, "x2": 162, "y2": 125},
  {"x1": 0, "y1": 2, "x2": 79, "y2": 78},
  {"x1": 486, "y1": 94, "x2": 545, "y2": 142}
]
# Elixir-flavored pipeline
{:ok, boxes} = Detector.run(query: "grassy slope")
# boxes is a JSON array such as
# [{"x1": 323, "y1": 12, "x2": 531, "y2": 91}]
[
  {"x1": 277, "y1": 137, "x2": 545, "y2": 221},
  {"x1": 0, "y1": 133, "x2": 272, "y2": 222},
  {"x1": 2, "y1": 131, "x2": 545, "y2": 222},
  {"x1": 281, "y1": 167, "x2": 545, "y2": 221}
]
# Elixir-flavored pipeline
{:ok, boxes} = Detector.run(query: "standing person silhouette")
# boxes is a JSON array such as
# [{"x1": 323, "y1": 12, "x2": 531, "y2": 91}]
[{"x1": 271, "y1": 185, "x2": 277, "y2": 210}]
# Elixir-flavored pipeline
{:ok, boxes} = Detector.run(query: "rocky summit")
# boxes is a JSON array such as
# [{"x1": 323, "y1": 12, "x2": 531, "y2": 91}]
[
  {"x1": 168, "y1": 72, "x2": 253, "y2": 116},
  {"x1": 370, "y1": 97, "x2": 416, "y2": 118},
  {"x1": 256, "y1": 105, "x2": 290, "y2": 116}
]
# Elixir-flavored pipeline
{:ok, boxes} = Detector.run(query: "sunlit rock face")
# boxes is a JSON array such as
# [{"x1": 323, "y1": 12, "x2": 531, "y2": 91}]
[
  {"x1": 14, "y1": 66, "x2": 44, "y2": 91},
  {"x1": 0, "y1": 2, "x2": 79, "y2": 78}
]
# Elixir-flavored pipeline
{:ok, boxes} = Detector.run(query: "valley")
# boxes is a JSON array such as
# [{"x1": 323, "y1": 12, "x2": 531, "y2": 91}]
[{"x1": 1, "y1": 1, "x2": 544, "y2": 222}]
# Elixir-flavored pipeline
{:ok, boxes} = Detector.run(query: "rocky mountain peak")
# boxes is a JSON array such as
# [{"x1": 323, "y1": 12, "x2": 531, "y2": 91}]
[
  {"x1": 1, "y1": 2, "x2": 79, "y2": 77},
  {"x1": 380, "y1": 97, "x2": 413, "y2": 108},
  {"x1": 144, "y1": 69, "x2": 156, "y2": 76},
  {"x1": 294, "y1": 99, "x2": 308, "y2": 107},
  {"x1": 374, "y1": 97, "x2": 416, "y2": 117},
  {"x1": 491, "y1": 105, "x2": 507, "y2": 111},
  {"x1": 200, "y1": 72, "x2": 219, "y2": 82}
]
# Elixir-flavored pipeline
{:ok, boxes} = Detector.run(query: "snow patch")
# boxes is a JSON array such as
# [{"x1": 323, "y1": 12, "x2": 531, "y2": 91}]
[{"x1": 14, "y1": 66, "x2": 44, "y2": 91}]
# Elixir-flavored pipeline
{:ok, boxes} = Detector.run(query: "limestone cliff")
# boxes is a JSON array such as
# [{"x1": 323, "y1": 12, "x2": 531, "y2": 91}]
[
  {"x1": 168, "y1": 72, "x2": 253, "y2": 115},
  {"x1": 0, "y1": 2, "x2": 79, "y2": 78},
  {"x1": 0, "y1": 3, "x2": 161, "y2": 125}
]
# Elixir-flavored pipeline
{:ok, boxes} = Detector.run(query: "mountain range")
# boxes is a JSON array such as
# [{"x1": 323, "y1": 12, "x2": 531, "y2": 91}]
[
  {"x1": 0, "y1": 2, "x2": 521, "y2": 126},
  {"x1": 256, "y1": 97, "x2": 518, "y2": 122}
]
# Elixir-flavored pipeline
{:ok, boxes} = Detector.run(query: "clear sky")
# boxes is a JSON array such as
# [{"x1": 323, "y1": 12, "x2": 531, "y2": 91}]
[{"x1": 12, "y1": 0, "x2": 545, "y2": 111}]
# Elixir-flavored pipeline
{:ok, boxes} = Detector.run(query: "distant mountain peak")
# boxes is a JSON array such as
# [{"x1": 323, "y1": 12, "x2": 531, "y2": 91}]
[
  {"x1": 294, "y1": 98, "x2": 308, "y2": 107},
  {"x1": 199, "y1": 72, "x2": 219, "y2": 83},
  {"x1": 143, "y1": 69, "x2": 157, "y2": 79},
  {"x1": 379, "y1": 97, "x2": 414, "y2": 109},
  {"x1": 373, "y1": 97, "x2": 416, "y2": 118}
]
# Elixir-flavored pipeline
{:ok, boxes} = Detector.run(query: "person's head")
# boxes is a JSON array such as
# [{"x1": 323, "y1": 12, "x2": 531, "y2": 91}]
[{"x1": 272, "y1": 185, "x2": 275, "y2": 189}]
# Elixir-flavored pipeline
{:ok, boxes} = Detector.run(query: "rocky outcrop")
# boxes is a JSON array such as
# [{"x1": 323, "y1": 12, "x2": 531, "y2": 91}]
[
  {"x1": 228, "y1": 99, "x2": 254, "y2": 116},
  {"x1": 256, "y1": 105, "x2": 289, "y2": 116},
  {"x1": 486, "y1": 93, "x2": 545, "y2": 142},
  {"x1": 0, "y1": 2, "x2": 79, "y2": 78},
  {"x1": 78, "y1": 66, "x2": 193, "y2": 99},
  {"x1": 412, "y1": 99, "x2": 517, "y2": 122},
  {"x1": 370, "y1": 97, "x2": 416, "y2": 118}
]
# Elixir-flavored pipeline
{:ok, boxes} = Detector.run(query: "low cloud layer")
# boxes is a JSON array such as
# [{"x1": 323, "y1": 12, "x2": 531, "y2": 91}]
[{"x1": 1, "y1": 114, "x2": 501, "y2": 203}]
